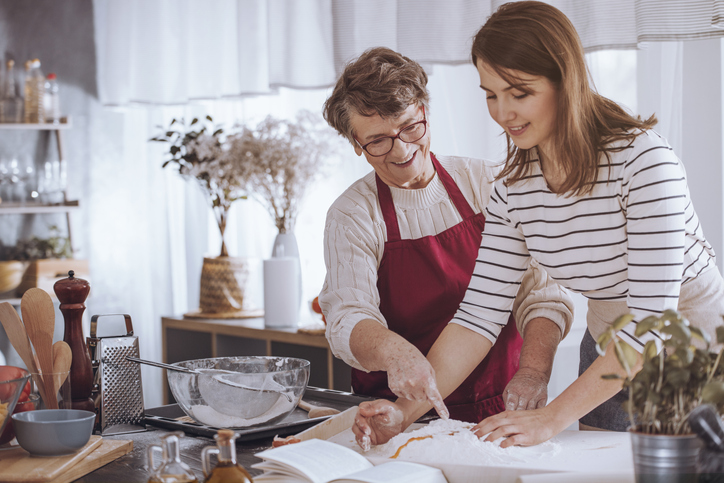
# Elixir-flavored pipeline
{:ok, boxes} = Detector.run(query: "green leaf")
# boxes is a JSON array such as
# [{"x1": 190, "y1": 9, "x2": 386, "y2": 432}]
[
  {"x1": 660, "y1": 309, "x2": 683, "y2": 324},
  {"x1": 635, "y1": 315, "x2": 661, "y2": 337},
  {"x1": 661, "y1": 321, "x2": 691, "y2": 346},
  {"x1": 690, "y1": 326, "x2": 711, "y2": 345},
  {"x1": 702, "y1": 381, "x2": 724, "y2": 404},
  {"x1": 601, "y1": 373, "x2": 623, "y2": 380},
  {"x1": 665, "y1": 368, "x2": 690, "y2": 388},
  {"x1": 596, "y1": 331, "x2": 613, "y2": 356},
  {"x1": 615, "y1": 341, "x2": 639, "y2": 372},
  {"x1": 717, "y1": 326, "x2": 724, "y2": 345},
  {"x1": 612, "y1": 314, "x2": 635, "y2": 332},
  {"x1": 642, "y1": 340, "x2": 658, "y2": 362}
]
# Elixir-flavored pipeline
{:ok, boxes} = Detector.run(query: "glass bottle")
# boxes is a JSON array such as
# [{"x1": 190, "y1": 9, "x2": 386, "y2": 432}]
[
  {"x1": 1, "y1": 60, "x2": 23, "y2": 123},
  {"x1": 43, "y1": 73, "x2": 60, "y2": 123},
  {"x1": 147, "y1": 431, "x2": 199, "y2": 483},
  {"x1": 202, "y1": 429, "x2": 254, "y2": 483},
  {"x1": 23, "y1": 59, "x2": 44, "y2": 124}
]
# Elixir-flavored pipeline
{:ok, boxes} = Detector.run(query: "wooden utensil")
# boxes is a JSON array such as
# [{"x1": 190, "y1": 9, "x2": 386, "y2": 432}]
[
  {"x1": 298, "y1": 399, "x2": 340, "y2": 418},
  {"x1": 52, "y1": 340, "x2": 72, "y2": 391},
  {"x1": 21, "y1": 288, "x2": 58, "y2": 409},
  {"x1": 0, "y1": 302, "x2": 48, "y2": 404}
]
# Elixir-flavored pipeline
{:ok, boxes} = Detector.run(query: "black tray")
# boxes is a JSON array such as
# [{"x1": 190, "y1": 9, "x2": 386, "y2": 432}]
[{"x1": 144, "y1": 386, "x2": 375, "y2": 441}]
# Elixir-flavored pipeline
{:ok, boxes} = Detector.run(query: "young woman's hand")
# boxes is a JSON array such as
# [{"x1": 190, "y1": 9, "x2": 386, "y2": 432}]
[
  {"x1": 352, "y1": 400, "x2": 406, "y2": 450},
  {"x1": 472, "y1": 406, "x2": 567, "y2": 448},
  {"x1": 502, "y1": 366, "x2": 549, "y2": 410}
]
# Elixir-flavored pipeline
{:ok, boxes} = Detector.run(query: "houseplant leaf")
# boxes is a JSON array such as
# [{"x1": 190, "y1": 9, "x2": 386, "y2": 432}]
[
  {"x1": 690, "y1": 326, "x2": 711, "y2": 346},
  {"x1": 596, "y1": 331, "x2": 613, "y2": 356},
  {"x1": 635, "y1": 315, "x2": 661, "y2": 337},
  {"x1": 612, "y1": 314, "x2": 635, "y2": 332},
  {"x1": 701, "y1": 381, "x2": 724, "y2": 405},
  {"x1": 614, "y1": 340, "x2": 639, "y2": 374},
  {"x1": 660, "y1": 321, "x2": 691, "y2": 346}
]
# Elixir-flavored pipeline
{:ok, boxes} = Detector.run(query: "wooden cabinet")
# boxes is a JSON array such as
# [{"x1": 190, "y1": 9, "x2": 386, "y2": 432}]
[{"x1": 161, "y1": 315, "x2": 353, "y2": 404}]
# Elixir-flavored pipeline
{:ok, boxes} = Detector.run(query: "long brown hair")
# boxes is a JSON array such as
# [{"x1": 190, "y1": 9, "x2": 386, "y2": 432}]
[{"x1": 471, "y1": 1, "x2": 657, "y2": 195}]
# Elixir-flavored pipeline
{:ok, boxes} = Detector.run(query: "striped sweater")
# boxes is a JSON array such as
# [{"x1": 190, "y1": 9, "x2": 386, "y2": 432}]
[{"x1": 453, "y1": 129, "x2": 716, "y2": 351}]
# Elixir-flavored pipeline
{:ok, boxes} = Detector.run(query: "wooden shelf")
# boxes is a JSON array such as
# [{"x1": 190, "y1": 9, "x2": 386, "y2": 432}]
[
  {"x1": 0, "y1": 117, "x2": 71, "y2": 130},
  {"x1": 0, "y1": 199, "x2": 79, "y2": 214}
]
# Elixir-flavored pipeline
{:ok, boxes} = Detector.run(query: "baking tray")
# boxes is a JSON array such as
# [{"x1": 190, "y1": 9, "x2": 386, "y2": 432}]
[{"x1": 143, "y1": 386, "x2": 375, "y2": 441}]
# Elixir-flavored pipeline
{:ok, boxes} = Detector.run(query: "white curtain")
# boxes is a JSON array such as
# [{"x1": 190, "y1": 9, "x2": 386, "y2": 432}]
[
  {"x1": 90, "y1": 0, "x2": 723, "y2": 407},
  {"x1": 95, "y1": 0, "x2": 724, "y2": 106}
]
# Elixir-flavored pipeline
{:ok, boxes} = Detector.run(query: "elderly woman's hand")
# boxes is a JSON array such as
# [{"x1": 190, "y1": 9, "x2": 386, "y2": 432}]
[
  {"x1": 352, "y1": 400, "x2": 406, "y2": 450},
  {"x1": 503, "y1": 366, "x2": 549, "y2": 410},
  {"x1": 384, "y1": 345, "x2": 449, "y2": 419}
]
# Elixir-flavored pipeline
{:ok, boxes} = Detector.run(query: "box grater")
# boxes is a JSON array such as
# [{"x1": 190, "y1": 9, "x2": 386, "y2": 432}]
[{"x1": 87, "y1": 313, "x2": 146, "y2": 435}]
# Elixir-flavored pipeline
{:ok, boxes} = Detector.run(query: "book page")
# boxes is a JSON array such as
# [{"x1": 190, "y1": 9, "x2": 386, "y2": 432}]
[
  {"x1": 254, "y1": 439, "x2": 373, "y2": 483},
  {"x1": 332, "y1": 461, "x2": 447, "y2": 483}
]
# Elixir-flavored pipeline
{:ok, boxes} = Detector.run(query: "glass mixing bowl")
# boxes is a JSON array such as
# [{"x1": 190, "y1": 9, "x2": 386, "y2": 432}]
[{"x1": 167, "y1": 356, "x2": 310, "y2": 428}]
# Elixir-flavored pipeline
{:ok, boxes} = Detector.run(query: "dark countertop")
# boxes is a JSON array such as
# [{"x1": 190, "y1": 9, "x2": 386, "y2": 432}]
[
  {"x1": 75, "y1": 387, "x2": 374, "y2": 482},
  {"x1": 74, "y1": 427, "x2": 271, "y2": 482}
]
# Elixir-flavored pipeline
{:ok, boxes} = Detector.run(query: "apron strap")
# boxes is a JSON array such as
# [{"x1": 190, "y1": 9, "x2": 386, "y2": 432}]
[
  {"x1": 376, "y1": 174, "x2": 401, "y2": 242},
  {"x1": 431, "y1": 153, "x2": 476, "y2": 220},
  {"x1": 376, "y1": 154, "x2": 479, "y2": 242}
]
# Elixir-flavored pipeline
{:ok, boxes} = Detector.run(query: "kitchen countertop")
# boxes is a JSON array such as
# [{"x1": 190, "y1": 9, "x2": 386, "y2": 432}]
[{"x1": 74, "y1": 426, "x2": 270, "y2": 482}]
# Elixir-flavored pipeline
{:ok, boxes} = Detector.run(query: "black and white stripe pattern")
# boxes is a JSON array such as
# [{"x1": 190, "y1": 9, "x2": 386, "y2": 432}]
[{"x1": 452, "y1": 130, "x2": 715, "y2": 350}]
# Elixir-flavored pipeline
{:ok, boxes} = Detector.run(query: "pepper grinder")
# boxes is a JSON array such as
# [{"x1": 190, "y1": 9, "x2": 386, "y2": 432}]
[{"x1": 54, "y1": 270, "x2": 95, "y2": 412}]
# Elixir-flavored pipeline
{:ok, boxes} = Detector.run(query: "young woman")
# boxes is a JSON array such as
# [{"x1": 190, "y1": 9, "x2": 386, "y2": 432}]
[{"x1": 352, "y1": 0, "x2": 724, "y2": 449}]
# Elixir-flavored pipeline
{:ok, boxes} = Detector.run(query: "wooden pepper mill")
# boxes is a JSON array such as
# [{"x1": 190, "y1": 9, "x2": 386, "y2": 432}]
[{"x1": 53, "y1": 270, "x2": 95, "y2": 412}]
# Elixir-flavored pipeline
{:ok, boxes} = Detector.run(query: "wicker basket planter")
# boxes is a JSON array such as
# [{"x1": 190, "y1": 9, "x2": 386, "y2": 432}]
[{"x1": 185, "y1": 256, "x2": 263, "y2": 319}]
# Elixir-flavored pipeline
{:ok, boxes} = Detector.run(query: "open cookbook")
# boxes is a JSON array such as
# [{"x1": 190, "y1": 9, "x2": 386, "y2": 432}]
[{"x1": 253, "y1": 439, "x2": 446, "y2": 483}]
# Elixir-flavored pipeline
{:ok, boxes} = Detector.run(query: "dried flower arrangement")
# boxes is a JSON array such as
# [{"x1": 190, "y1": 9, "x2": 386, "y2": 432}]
[
  {"x1": 597, "y1": 310, "x2": 724, "y2": 435},
  {"x1": 151, "y1": 116, "x2": 252, "y2": 257},
  {"x1": 225, "y1": 110, "x2": 340, "y2": 234}
]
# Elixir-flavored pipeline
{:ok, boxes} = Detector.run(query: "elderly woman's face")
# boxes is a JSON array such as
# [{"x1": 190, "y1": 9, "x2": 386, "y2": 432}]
[{"x1": 350, "y1": 104, "x2": 434, "y2": 189}]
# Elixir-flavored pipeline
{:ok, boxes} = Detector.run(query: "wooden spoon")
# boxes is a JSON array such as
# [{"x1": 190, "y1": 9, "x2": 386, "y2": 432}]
[
  {"x1": 52, "y1": 340, "x2": 72, "y2": 392},
  {"x1": 298, "y1": 399, "x2": 340, "y2": 418},
  {"x1": 0, "y1": 302, "x2": 49, "y2": 405},
  {"x1": 21, "y1": 288, "x2": 57, "y2": 409}
]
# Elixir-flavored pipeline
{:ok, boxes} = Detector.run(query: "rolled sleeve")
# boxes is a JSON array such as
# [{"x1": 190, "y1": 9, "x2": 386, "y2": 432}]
[{"x1": 513, "y1": 260, "x2": 575, "y2": 340}]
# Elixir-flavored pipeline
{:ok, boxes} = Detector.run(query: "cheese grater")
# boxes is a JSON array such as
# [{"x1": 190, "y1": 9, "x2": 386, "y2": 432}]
[{"x1": 87, "y1": 313, "x2": 146, "y2": 435}]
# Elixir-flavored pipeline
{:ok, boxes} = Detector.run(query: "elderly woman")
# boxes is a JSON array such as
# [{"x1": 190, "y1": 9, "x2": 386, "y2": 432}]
[{"x1": 318, "y1": 47, "x2": 574, "y2": 446}]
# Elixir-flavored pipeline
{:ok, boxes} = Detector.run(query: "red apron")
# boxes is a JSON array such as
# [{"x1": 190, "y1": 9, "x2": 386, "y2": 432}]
[{"x1": 351, "y1": 154, "x2": 523, "y2": 422}]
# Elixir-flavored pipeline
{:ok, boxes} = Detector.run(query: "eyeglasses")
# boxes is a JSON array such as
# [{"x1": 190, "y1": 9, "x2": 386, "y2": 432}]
[{"x1": 354, "y1": 107, "x2": 427, "y2": 157}]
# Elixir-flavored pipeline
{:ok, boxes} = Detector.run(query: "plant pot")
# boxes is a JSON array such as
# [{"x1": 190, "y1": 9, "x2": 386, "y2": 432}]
[
  {"x1": 196, "y1": 256, "x2": 261, "y2": 317},
  {"x1": 630, "y1": 431, "x2": 703, "y2": 483},
  {"x1": 0, "y1": 260, "x2": 27, "y2": 297}
]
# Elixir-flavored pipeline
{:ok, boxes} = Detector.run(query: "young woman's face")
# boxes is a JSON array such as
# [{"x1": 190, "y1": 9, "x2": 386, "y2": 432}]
[{"x1": 476, "y1": 60, "x2": 558, "y2": 156}]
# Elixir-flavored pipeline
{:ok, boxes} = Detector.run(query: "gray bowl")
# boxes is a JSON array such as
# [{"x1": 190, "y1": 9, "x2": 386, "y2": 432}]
[{"x1": 12, "y1": 409, "x2": 95, "y2": 456}]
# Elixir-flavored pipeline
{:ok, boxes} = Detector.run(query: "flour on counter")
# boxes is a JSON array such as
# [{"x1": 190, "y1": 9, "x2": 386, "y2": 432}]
[
  {"x1": 368, "y1": 419, "x2": 561, "y2": 466},
  {"x1": 189, "y1": 394, "x2": 296, "y2": 428}
]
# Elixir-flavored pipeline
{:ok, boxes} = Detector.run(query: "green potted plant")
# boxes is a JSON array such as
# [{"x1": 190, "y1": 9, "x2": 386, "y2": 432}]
[
  {"x1": 151, "y1": 116, "x2": 258, "y2": 318},
  {"x1": 597, "y1": 310, "x2": 724, "y2": 482}
]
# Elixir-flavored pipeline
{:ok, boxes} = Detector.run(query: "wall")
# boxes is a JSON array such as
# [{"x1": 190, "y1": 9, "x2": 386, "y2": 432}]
[{"x1": 0, "y1": 0, "x2": 98, "y2": 365}]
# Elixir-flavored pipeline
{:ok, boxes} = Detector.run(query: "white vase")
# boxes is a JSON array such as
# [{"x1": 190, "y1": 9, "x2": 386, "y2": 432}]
[{"x1": 265, "y1": 232, "x2": 302, "y2": 328}]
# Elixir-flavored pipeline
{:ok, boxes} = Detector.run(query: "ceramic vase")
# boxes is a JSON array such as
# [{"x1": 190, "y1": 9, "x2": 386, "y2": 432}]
[{"x1": 264, "y1": 232, "x2": 302, "y2": 328}]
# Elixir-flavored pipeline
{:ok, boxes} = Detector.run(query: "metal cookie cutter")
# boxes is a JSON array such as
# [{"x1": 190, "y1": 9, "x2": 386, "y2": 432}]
[{"x1": 87, "y1": 314, "x2": 146, "y2": 435}]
